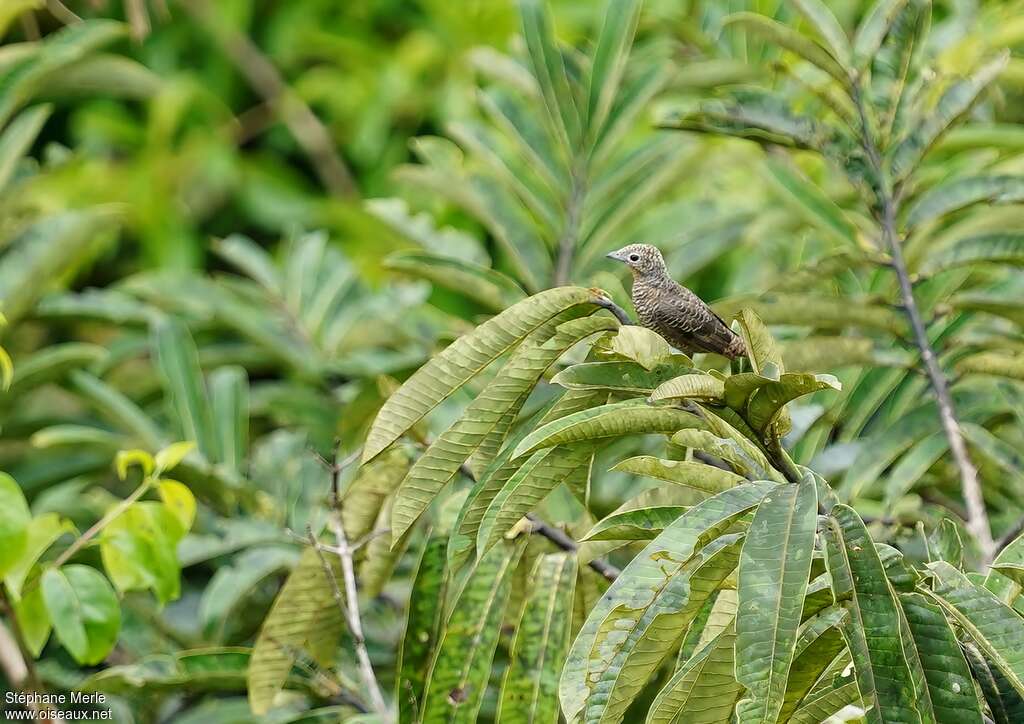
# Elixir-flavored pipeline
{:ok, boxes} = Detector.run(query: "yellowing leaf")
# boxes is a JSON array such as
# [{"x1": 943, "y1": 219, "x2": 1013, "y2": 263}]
[
  {"x1": 158, "y1": 480, "x2": 196, "y2": 532},
  {"x1": 115, "y1": 449, "x2": 155, "y2": 480},
  {"x1": 155, "y1": 441, "x2": 195, "y2": 474}
]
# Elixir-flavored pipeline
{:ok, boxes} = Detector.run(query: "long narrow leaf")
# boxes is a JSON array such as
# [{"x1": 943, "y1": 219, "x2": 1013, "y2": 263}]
[
  {"x1": 496, "y1": 553, "x2": 577, "y2": 724},
  {"x1": 735, "y1": 474, "x2": 818, "y2": 723}
]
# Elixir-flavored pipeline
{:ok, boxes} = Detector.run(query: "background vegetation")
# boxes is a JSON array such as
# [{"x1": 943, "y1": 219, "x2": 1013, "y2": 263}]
[{"x1": 2, "y1": 0, "x2": 1024, "y2": 722}]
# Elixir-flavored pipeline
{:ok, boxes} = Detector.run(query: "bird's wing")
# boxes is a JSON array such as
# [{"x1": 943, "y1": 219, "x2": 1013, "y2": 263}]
[{"x1": 656, "y1": 284, "x2": 741, "y2": 355}]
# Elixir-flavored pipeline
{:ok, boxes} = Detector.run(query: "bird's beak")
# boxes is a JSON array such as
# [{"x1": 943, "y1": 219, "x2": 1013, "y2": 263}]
[{"x1": 606, "y1": 250, "x2": 624, "y2": 262}]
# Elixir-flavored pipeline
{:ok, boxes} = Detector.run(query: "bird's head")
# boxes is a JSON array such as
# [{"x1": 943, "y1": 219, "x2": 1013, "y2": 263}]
[{"x1": 606, "y1": 244, "x2": 666, "y2": 277}]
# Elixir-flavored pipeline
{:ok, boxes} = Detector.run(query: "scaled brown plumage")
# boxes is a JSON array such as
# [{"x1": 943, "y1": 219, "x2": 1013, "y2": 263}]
[{"x1": 607, "y1": 243, "x2": 747, "y2": 359}]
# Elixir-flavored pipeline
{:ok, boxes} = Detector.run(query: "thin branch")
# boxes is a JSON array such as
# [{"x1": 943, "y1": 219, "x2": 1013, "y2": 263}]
[
  {"x1": 851, "y1": 85, "x2": 995, "y2": 564},
  {"x1": 53, "y1": 477, "x2": 152, "y2": 569},
  {"x1": 175, "y1": 0, "x2": 357, "y2": 198},
  {"x1": 123, "y1": 0, "x2": 151, "y2": 41},
  {"x1": 525, "y1": 514, "x2": 620, "y2": 581},
  {"x1": 315, "y1": 449, "x2": 390, "y2": 719},
  {"x1": 0, "y1": 592, "x2": 63, "y2": 723},
  {"x1": 762, "y1": 434, "x2": 803, "y2": 484}
]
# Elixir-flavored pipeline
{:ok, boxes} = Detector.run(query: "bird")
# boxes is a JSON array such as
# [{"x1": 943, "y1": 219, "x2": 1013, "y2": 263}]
[{"x1": 606, "y1": 243, "x2": 747, "y2": 359}]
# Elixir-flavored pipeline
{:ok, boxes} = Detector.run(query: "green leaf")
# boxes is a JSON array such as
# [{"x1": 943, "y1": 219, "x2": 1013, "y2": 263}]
[
  {"x1": 926, "y1": 561, "x2": 1024, "y2": 699},
  {"x1": 99, "y1": 502, "x2": 186, "y2": 604},
  {"x1": 899, "y1": 591, "x2": 985, "y2": 722},
  {"x1": 582, "y1": 506, "x2": 687, "y2": 542},
  {"x1": 13, "y1": 583, "x2": 50, "y2": 657},
  {"x1": 363, "y1": 287, "x2": 601, "y2": 463},
  {"x1": 610, "y1": 456, "x2": 746, "y2": 496},
  {"x1": 777, "y1": 607, "x2": 850, "y2": 721},
  {"x1": 853, "y1": 0, "x2": 910, "y2": 70},
  {"x1": 560, "y1": 481, "x2": 774, "y2": 722},
  {"x1": 735, "y1": 475, "x2": 818, "y2": 724},
  {"x1": 397, "y1": 536, "x2": 448, "y2": 724},
  {"x1": 38, "y1": 53, "x2": 159, "y2": 100},
  {"x1": 716, "y1": 294, "x2": 908, "y2": 337},
  {"x1": 419, "y1": 539, "x2": 524, "y2": 723},
  {"x1": 608, "y1": 325, "x2": 673, "y2": 370},
  {"x1": 964, "y1": 642, "x2": 1024, "y2": 724},
  {"x1": 0, "y1": 1, "x2": 42, "y2": 39},
  {"x1": 519, "y1": 0, "x2": 580, "y2": 151},
  {"x1": 762, "y1": 156, "x2": 859, "y2": 247},
  {"x1": 384, "y1": 250, "x2": 526, "y2": 312},
  {"x1": 905, "y1": 175, "x2": 1024, "y2": 229},
  {"x1": 0, "y1": 20, "x2": 128, "y2": 127},
  {"x1": 247, "y1": 547, "x2": 344, "y2": 715},
  {"x1": 153, "y1": 318, "x2": 220, "y2": 463},
  {"x1": 823, "y1": 505, "x2": 923, "y2": 723},
  {"x1": 585, "y1": 534, "x2": 745, "y2": 723},
  {"x1": 671, "y1": 426, "x2": 779, "y2": 481},
  {"x1": 733, "y1": 308, "x2": 784, "y2": 377},
  {"x1": 925, "y1": 518, "x2": 964, "y2": 568},
  {"x1": 585, "y1": 0, "x2": 641, "y2": 144},
  {"x1": 154, "y1": 441, "x2": 195, "y2": 475},
  {"x1": 661, "y1": 97, "x2": 826, "y2": 151},
  {"x1": 551, "y1": 360, "x2": 685, "y2": 394},
  {"x1": 342, "y1": 448, "x2": 411, "y2": 544},
  {"x1": 513, "y1": 398, "x2": 700, "y2": 460},
  {"x1": 648, "y1": 623, "x2": 742, "y2": 724},
  {"x1": 79, "y1": 648, "x2": 257, "y2": 697},
  {"x1": 199, "y1": 547, "x2": 299, "y2": 640},
  {"x1": 889, "y1": 53, "x2": 1010, "y2": 182},
  {"x1": 41, "y1": 565, "x2": 120, "y2": 665},
  {"x1": 209, "y1": 367, "x2": 248, "y2": 472},
  {"x1": 722, "y1": 13, "x2": 849, "y2": 85},
  {"x1": 496, "y1": 553, "x2": 577, "y2": 724},
  {"x1": 745, "y1": 372, "x2": 841, "y2": 434},
  {"x1": 781, "y1": 336, "x2": 912, "y2": 370},
  {"x1": 650, "y1": 374, "x2": 725, "y2": 403},
  {"x1": 0, "y1": 104, "x2": 50, "y2": 192},
  {"x1": 69, "y1": 370, "x2": 165, "y2": 450},
  {"x1": 476, "y1": 443, "x2": 596, "y2": 556},
  {"x1": 788, "y1": 678, "x2": 862, "y2": 724},
  {"x1": 0, "y1": 208, "x2": 118, "y2": 325},
  {"x1": 0, "y1": 472, "x2": 31, "y2": 578},
  {"x1": 391, "y1": 314, "x2": 613, "y2": 541},
  {"x1": 4, "y1": 512, "x2": 73, "y2": 598},
  {"x1": 956, "y1": 352, "x2": 1024, "y2": 381},
  {"x1": 920, "y1": 232, "x2": 1024, "y2": 276},
  {"x1": 114, "y1": 449, "x2": 154, "y2": 480},
  {"x1": 452, "y1": 390, "x2": 606, "y2": 563},
  {"x1": 788, "y1": 0, "x2": 852, "y2": 67}
]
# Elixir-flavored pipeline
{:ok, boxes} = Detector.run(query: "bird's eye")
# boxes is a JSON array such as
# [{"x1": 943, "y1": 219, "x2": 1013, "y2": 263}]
[{"x1": 628, "y1": 254, "x2": 640, "y2": 262}]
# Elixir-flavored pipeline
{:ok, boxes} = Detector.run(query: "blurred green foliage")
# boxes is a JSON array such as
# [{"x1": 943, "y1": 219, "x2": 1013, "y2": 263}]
[{"x1": 1, "y1": 0, "x2": 1024, "y2": 722}]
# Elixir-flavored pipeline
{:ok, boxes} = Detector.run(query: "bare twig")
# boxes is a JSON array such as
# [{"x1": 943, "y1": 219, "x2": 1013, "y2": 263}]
[
  {"x1": 851, "y1": 85, "x2": 995, "y2": 564},
  {"x1": 314, "y1": 449, "x2": 390, "y2": 719},
  {"x1": 449, "y1": 459, "x2": 621, "y2": 580},
  {"x1": 123, "y1": 0, "x2": 151, "y2": 41},
  {"x1": 0, "y1": 593, "x2": 63, "y2": 722},
  {"x1": 176, "y1": 0, "x2": 357, "y2": 198},
  {"x1": 525, "y1": 514, "x2": 620, "y2": 581}
]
